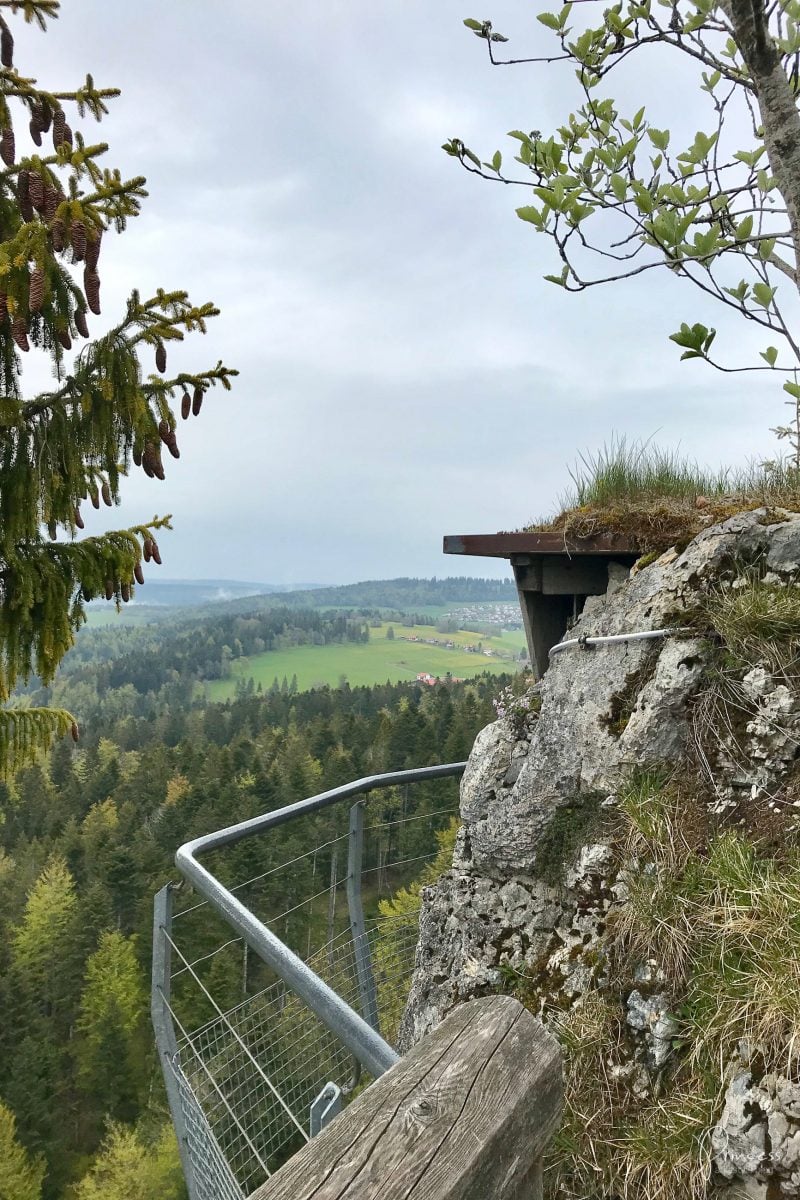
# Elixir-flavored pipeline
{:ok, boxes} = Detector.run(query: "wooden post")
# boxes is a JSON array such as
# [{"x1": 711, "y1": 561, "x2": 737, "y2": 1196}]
[{"x1": 249, "y1": 994, "x2": 562, "y2": 1200}]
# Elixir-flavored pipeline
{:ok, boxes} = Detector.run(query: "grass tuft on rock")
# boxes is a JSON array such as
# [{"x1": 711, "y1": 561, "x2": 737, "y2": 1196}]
[
  {"x1": 698, "y1": 576, "x2": 800, "y2": 676},
  {"x1": 543, "y1": 769, "x2": 800, "y2": 1199},
  {"x1": 530, "y1": 437, "x2": 800, "y2": 555}
]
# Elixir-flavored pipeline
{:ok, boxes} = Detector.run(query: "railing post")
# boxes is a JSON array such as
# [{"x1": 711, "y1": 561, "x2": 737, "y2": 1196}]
[
  {"x1": 346, "y1": 799, "x2": 380, "y2": 1034},
  {"x1": 151, "y1": 884, "x2": 199, "y2": 1200}
]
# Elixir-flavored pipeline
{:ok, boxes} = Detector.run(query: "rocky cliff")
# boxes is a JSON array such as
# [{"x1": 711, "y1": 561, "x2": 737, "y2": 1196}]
[{"x1": 402, "y1": 510, "x2": 800, "y2": 1198}]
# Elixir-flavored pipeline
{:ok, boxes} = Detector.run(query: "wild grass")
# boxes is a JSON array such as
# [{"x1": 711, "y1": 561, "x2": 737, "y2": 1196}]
[
  {"x1": 698, "y1": 576, "x2": 800, "y2": 676},
  {"x1": 532, "y1": 437, "x2": 800, "y2": 554},
  {"x1": 559, "y1": 438, "x2": 733, "y2": 510},
  {"x1": 546, "y1": 992, "x2": 714, "y2": 1200},
  {"x1": 543, "y1": 769, "x2": 800, "y2": 1199},
  {"x1": 619, "y1": 774, "x2": 800, "y2": 1071}
]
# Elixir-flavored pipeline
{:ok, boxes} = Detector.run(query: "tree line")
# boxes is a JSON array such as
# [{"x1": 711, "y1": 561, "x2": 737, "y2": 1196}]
[{"x1": 0, "y1": 671, "x2": 503, "y2": 1199}]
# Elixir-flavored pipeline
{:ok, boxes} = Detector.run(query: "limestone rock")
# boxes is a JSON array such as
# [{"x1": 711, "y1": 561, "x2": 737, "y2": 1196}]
[
  {"x1": 712, "y1": 1071, "x2": 800, "y2": 1194},
  {"x1": 401, "y1": 509, "x2": 800, "y2": 1198},
  {"x1": 625, "y1": 989, "x2": 679, "y2": 1068},
  {"x1": 398, "y1": 868, "x2": 566, "y2": 1049}
]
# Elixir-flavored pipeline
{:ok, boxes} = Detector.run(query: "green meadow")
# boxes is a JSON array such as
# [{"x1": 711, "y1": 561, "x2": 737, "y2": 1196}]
[{"x1": 204, "y1": 623, "x2": 526, "y2": 700}]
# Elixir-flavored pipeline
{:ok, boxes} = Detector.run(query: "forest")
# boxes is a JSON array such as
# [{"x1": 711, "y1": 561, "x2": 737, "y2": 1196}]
[{"x1": 0, "y1": 662, "x2": 506, "y2": 1198}]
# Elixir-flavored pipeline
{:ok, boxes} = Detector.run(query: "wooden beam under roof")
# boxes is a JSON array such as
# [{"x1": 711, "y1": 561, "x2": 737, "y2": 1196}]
[{"x1": 443, "y1": 531, "x2": 641, "y2": 676}]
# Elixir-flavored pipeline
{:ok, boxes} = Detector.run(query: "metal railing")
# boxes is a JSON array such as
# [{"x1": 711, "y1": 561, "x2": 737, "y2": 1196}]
[{"x1": 151, "y1": 763, "x2": 466, "y2": 1200}]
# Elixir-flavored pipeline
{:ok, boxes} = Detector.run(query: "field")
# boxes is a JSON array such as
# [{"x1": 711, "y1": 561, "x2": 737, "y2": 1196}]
[{"x1": 204, "y1": 623, "x2": 526, "y2": 700}]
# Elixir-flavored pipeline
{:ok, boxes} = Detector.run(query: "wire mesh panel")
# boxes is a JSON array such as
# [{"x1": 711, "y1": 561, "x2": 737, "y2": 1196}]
[{"x1": 153, "y1": 775, "x2": 460, "y2": 1199}]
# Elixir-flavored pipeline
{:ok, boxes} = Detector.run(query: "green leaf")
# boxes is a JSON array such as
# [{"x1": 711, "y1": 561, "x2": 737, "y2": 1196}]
[
  {"x1": 735, "y1": 215, "x2": 754, "y2": 240},
  {"x1": 491, "y1": 149, "x2": 502, "y2": 172},
  {"x1": 544, "y1": 265, "x2": 569, "y2": 286},
  {"x1": 610, "y1": 173, "x2": 627, "y2": 202},
  {"x1": 648, "y1": 127, "x2": 670, "y2": 153},
  {"x1": 758, "y1": 237, "x2": 776, "y2": 260},
  {"x1": 632, "y1": 106, "x2": 646, "y2": 130},
  {"x1": 752, "y1": 281, "x2": 777, "y2": 308},
  {"x1": 537, "y1": 11, "x2": 562, "y2": 30},
  {"x1": 463, "y1": 18, "x2": 484, "y2": 29},
  {"x1": 516, "y1": 205, "x2": 543, "y2": 227},
  {"x1": 463, "y1": 147, "x2": 481, "y2": 167},
  {"x1": 784, "y1": 380, "x2": 800, "y2": 400},
  {"x1": 761, "y1": 346, "x2": 779, "y2": 367},
  {"x1": 558, "y1": 2, "x2": 573, "y2": 29},
  {"x1": 669, "y1": 322, "x2": 708, "y2": 351}
]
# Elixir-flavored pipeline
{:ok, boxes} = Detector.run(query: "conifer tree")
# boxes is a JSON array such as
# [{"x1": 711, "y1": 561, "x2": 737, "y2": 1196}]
[
  {"x1": 0, "y1": 1, "x2": 236, "y2": 775},
  {"x1": 0, "y1": 1100, "x2": 45, "y2": 1200}
]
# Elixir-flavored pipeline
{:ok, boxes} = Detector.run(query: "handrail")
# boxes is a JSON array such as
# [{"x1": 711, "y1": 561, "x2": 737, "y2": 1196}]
[{"x1": 173, "y1": 763, "x2": 467, "y2": 1081}]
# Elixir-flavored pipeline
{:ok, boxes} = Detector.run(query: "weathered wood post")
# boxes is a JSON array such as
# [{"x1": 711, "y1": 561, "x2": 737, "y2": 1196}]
[{"x1": 250, "y1": 994, "x2": 563, "y2": 1200}]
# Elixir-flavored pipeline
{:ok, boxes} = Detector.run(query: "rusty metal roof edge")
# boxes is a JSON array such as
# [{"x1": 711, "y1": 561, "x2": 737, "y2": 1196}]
[{"x1": 442, "y1": 531, "x2": 641, "y2": 558}]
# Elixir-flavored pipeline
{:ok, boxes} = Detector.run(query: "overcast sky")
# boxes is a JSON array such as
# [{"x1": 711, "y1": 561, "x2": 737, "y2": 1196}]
[{"x1": 15, "y1": 1, "x2": 784, "y2": 583}]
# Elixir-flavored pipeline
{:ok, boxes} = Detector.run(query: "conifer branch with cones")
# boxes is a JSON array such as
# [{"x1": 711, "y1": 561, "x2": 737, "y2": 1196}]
[{"x1": 0, "y1": 0, "x2": 238, "y2": 774}]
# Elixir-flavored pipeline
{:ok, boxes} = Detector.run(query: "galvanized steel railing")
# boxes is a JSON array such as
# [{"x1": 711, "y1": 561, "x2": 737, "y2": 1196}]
[{"x1": 151, "y1": 763, "x2": 465, "y2": 1200}]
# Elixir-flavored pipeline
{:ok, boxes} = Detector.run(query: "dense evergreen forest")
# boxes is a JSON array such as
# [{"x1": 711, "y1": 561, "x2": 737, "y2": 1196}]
[
  {"x1": 24, "y1": 608, "x2": 374, "y2": 719},
  {"x1": 0, "y1": 666, "x2": 505, "y2": 1198}
]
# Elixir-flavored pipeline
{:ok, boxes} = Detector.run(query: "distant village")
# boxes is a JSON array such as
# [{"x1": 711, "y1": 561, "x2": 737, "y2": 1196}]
[
  {"x1": 443, "y1": 602, "x2": 523, "y2": 629},
  {"x1": 415, "y1": 672, "x2": 463, "y2": 686},
  {"x1": 396, "y1": 632, "x2": 504, "y2": 656}
]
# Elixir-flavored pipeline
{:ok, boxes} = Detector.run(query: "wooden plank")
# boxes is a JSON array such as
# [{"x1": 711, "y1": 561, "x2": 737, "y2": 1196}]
[
  {"x1": 250, "y1": 995, "x2": 562, "y2": 1200},
  {"x1": 518, "y1": 590, "x2": 576, "y2": 679},
  {"x1": 443, "y1": 531, "x2": 639, "y2": 558}
]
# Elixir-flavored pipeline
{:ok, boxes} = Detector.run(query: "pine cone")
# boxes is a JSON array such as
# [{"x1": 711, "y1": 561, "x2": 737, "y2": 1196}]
[
  {"x1": 84, "y1": 268, "x2": 100, "y2": 315},
  {"x1": 151, "y1": 540, "x2": 162, "y2": 565},
  {"x1": 142, "y1": 443, "x2": 158, "y2": 478},
  {"x1": 28, "y1": 173, "x2": 44, "y2": 212},
  {"x1": 52, "y1": 108, "x2": 65, "y2": 149},
  {"x1": 71, "y1": 219, "x2": 86, "y2": 261},
  {"x1": 28, "y1": 267, "x2": 44, "y2": 313},
  {"x1": 180, "y1": 391, "x2": 191, "y2": 419},
  {"x1": 45, "y1": 188, "x2": 60, "y2": 222},
  {"x1": 192, "y1": 385, "x2": 204, "y2": 416},
  {"x1": 132, "y1": 445, "x2": 142, "y2": 467},
  {"x1": 167, "y1": 435, "x2": 180, "y2": 459},
  {"x1": 155, "y1": 459, "x2": 165, "y2": 481},
  {"x1": 85, "y1": 229, "x2": 101, "y2": 269},
  {"x1": 12, "y1": 315, "x2": 28, "y2": 352},
  {"x1": 74, "y1": 307, "x2": 89, "y2": 338},
  {"x1": 18, "y1": 171, "x2": 33, "y2": 222},
  {"x1": 61, "y1": 123, "x2": 73, "y2": 150},
  {"x1": 70, "y1": 721, "x2": 80, "y2": 743},
  {"x1": 90, "y1": 486, "x2": 100, "y2": 510},
  {"x1": 74, "y1": 507, "x2": 84, "y2": 529},
  {"x1": 47, "y1": 520, "x2": 57, "y2": 540},
  {"x1": 158, "y1": 418, "x2": 171, "y2": 445},
  {"x1": 134, "y1": 561, "x2": 145, "y2": 586},
  {"x1": 143, "y1": 538, "x2": 153, "y2": 563},
  {"x1": 155, "y1": 343, "x2": 166, "y2": 373},
  {"x1": 29, "y1": 118, "x2": 42, "y2": 147},
  {"x1": 0, "y1": 24, "x2": 12, "y2": 69},
  {"x1": 39, "y1": 102, "x2": 52, "y2": 134},
  {"x1": 1, "y1": 126, "x2": 15, "y2": 167},
  {"x1": 51, "y1": 217, "x2": 66, "y2": 253},
  {"x1": 56, "y1": 327, "x2": 72, "y2": 351},
  {"x1": 101, "y1": 480, "x2": 111, "y2": 506},
  {"x1": 121, "y1": 581, "x2": 130, "y2": 603},
  {"x1": 104, "y1": 579, "x2": 114, "y2": 601}
]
